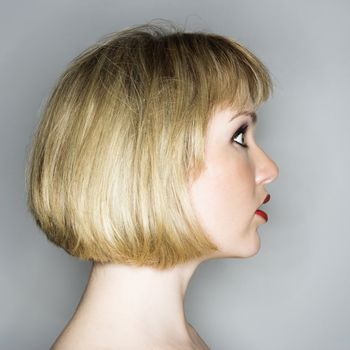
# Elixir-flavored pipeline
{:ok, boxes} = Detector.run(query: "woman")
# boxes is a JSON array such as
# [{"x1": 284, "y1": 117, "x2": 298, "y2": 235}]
[{"x1": 25, "y1": 21, "x2": 279, "y2": 350}]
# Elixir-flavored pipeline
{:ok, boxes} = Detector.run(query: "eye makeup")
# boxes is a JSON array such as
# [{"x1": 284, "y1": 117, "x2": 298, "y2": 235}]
[{"x1": 231, "y1": 123, "x2": 249, "y2": 148}]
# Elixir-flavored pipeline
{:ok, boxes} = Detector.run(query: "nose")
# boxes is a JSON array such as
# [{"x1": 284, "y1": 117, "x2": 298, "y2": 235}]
[{"x1": 254, "y1": 146, "x2": 279, "y2": 185}]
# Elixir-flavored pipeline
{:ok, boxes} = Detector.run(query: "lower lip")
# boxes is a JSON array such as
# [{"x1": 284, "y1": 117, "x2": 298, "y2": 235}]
[{"x1": 255, "y1": 209, "x2": 268, "y2": 222}]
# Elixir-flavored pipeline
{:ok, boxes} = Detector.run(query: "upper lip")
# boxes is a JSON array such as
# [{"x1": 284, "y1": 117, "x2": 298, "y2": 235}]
[{"x1": 258, "y1": 194, "x2": 270, "y2": 209}]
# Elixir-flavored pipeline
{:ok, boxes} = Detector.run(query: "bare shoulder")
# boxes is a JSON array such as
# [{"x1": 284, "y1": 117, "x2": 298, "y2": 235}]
[
  {"x1": 49, "y1": 328, "x2": 75, "y2": 350},
  {"x1": 49, "y1": 322, "x2": 89, "y2": 350},
  {"x1": 187, "y1": 323, "x2": 211, "y2": 350},
  {"x1": 50, "y1": 322, "x2": 210, "y2": 350}
]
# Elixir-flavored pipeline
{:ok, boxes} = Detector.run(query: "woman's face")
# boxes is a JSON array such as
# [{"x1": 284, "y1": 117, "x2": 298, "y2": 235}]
[{"x1": 189, "y1": 102, "x2": 279, "y2": 259}]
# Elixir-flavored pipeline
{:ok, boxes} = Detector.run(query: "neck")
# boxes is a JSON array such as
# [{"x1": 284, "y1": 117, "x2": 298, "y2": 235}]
[{"x1": 68, "y1": 259, "x2": 205, "y2": 346}]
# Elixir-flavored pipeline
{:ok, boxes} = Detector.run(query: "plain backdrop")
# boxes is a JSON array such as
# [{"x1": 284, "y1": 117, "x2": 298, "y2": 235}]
[{"x1": 1, "y1": 0, "x2": 350, "y2": 349}]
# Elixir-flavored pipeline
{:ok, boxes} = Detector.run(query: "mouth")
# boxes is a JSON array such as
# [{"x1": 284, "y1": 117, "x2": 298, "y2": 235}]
[
  {"x1": 255, "y1": 194, "x2": 270, "y2": 222},
  {"x1": 263, "y1": 193, "x2": 270, "y2": 204}
]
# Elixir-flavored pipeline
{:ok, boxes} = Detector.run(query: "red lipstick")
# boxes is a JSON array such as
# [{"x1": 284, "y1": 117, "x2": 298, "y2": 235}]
[
  {"x1": 263, "y1": 194, "x2": 270, "y2": 204},
  {"x1": 255, "y1": 194, "x2": 270, "y2": 222},
  {"x1": 255, "y1": 209, "x2": 268, "y2": 221}
]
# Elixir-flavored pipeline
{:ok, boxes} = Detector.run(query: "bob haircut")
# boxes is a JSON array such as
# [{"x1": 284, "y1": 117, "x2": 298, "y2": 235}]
[{"x1": 25, "y1": 21, "x2": 273, "y2": 270}]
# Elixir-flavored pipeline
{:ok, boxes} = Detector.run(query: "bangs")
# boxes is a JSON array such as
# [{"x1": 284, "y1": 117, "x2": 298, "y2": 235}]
[{"x1": 157, "y1": 31, "x2": 273, "y2": 114}]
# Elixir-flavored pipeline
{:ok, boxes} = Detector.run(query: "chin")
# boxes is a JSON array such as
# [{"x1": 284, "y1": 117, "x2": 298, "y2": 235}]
[
  {"x1": 233, "y1": 234, "x2": 261, "y2": 258},
  {"x1": 214, "y1": 241, "x2": 261, "y2": 260},
  {"x1": 242, "y1": 235, "x2": 261, "y2": 258},
  {"x1": 205, "y1": 231, "x2": 262, "y2": 260}
]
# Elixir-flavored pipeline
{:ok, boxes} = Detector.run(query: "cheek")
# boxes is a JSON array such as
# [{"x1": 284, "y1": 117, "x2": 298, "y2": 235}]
[
  {"x1": 189, "y1": 155, "x2": 255, "y2": 233},
  {"x1": 207, "y1": 149, "x2": 255, "y2": 203}
]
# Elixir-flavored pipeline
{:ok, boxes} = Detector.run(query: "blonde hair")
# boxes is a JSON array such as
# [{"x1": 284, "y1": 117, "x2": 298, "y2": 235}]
[{"x1": 25, "y1": 21, "x2": 273, "y2": 270}]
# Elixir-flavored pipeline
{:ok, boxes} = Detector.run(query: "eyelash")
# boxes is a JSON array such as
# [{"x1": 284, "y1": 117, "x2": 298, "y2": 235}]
[{"x1": 231, "y1": 123, "x2": 249, "y2": 148}]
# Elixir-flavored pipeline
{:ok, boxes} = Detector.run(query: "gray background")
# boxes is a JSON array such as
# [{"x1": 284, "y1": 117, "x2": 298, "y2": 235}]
[{"x1": 1, "y1": 0, "x2": 349, "y2": 349}]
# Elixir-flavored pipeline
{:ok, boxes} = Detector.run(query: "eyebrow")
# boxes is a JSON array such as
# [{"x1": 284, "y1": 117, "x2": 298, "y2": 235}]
[{"x1": 229, "y1": 111, "x2": 257, "y2": 124}]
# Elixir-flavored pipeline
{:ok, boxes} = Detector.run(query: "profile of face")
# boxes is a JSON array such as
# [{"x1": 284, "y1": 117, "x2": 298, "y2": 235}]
[{"x1": 189, "y1": 102, "x2": 279, "y2": 259}]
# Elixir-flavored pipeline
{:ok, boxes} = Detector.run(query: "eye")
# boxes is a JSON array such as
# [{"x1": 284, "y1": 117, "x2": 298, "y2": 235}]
[{"x1": 231, "y1": 123, "x2": 249, "y2": 148}]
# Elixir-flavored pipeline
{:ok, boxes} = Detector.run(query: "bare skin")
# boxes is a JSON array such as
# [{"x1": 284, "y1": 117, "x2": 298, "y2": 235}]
[
  {"x1": 51, "y1": 260, "x2": 211, "y2": 350},
  {"x1": 51, "y1": 103, "x2": 278, "y2": 349}
]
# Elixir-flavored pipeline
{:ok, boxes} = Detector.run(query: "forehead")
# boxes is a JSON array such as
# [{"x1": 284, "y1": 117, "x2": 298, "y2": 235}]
[
  {"x1": 211, "y1": 96, "x2": 257, "y2": 122},
  {"x1": 229, "y1": 110, "x2": 257, "y2": 124},
  {"x1": 211, "y1": 103, "x2": 257, "y2": 124}
]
